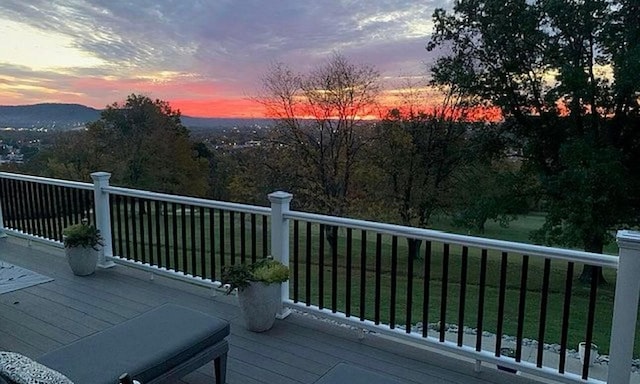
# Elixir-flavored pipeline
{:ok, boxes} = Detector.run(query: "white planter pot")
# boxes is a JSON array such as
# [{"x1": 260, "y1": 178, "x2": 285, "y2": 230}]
[
  {"x1": 578, "y1": 342, "x2": 598, "y2": 366},
  {"x1": 237, "y1": 282, "x2": 281, "y2": 332},
  {"x1": 65, "y1": 246, "x2": 98, "y2": 276}
]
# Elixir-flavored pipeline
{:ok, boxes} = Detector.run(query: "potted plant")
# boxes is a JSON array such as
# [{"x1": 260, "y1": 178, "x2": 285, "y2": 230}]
[
  {"x1": 578, "y1": 342, "x2": 598, "y2": 366},
  {"x1": 62, "y1": 220, "x2": 103, "y2": 276},
  {"x1": 497, "y1": 347, "x2": 518, "y2": 374},
  {"x1": 221, "y1": 257, "x2": 289, "y2": 332}
]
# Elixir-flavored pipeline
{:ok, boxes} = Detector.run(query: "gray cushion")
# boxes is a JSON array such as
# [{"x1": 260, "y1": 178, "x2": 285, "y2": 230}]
[
  {"x1": 37, "y1": 304, "x2": 229, "y2": 384},
  {"x1": 0, "y1": 352, "x2": 73, "y2": 384}
]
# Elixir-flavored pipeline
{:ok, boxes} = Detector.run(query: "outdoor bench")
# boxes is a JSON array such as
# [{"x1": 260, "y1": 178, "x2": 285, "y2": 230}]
[{"x1": 36, "y1": 303, "x2": 229, "y2": 384}]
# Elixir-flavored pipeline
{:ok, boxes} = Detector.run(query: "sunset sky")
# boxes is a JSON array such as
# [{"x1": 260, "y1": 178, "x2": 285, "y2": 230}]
[{"x1": 0, "y1": 1, "x2": 451, "y2": 118}]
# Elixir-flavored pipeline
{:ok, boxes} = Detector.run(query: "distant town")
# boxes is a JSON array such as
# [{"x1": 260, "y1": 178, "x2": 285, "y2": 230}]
[
  {"x1": 0, "y1": 103, "x2": 277, "y2": 168},
  {"x1": 0, "y1": 143, "x2": 25, "y2": 164},
  {"x1": 0, "y1": 103, "x2": 274, "y2": 132}
]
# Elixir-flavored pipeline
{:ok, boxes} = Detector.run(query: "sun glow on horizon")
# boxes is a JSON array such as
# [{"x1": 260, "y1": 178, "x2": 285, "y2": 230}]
[{"x1": 169, "y1": 98, "x2": 266, "y2": 118}]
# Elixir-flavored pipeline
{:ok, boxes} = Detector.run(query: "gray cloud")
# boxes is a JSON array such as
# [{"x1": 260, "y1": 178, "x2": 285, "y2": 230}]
[{"x1": 0, "y1": 0, "x2": 453, "y2": 109}]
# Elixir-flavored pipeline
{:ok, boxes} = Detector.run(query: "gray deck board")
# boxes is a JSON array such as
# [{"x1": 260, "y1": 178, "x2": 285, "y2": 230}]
[
  {"x1": 0, "y1": 289, "x2": 107, "y2": 335},
  {"x1": 228, "y1": 333, "x2": 331, "y2": 375},
  {"x1": 0, "y1": 327, "x2": 45, "y2": 357},
  {"x1": 0, "y1": 305, "x2": 60, "y2": 352},
  {"x1": 0, "y1": 236, "x2": 541, "y2": 384}
]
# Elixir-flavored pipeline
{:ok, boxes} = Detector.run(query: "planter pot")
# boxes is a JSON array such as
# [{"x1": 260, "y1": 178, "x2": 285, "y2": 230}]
[
  {"x1": 237, "y1": 282, "x2": 281, "y2": 332},
  {"x1": 578, "y1": 342, "x2": 598, "y2": 366},
  {"x1": 65, "y1": 246, "x2": 98, "y2": 276}
]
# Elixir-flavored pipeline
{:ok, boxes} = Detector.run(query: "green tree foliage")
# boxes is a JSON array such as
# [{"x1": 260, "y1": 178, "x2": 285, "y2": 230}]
[
  {"x1": 369, "y1": 106, "x2": 471, "y2": 227},
  {"x1": 192, "y1": 142, "x2": 233, "y2": 201},
  {"x1": 43, "y1": 94, "x2": 210, "y2": 196},
  {"x1": 365, "y1": 80, "x2": 512, "y2": 229},
  {"x1": 361, "y1": 82, "x2": 513, "y2": 260},
  {"x1": 428, "y1": 0, "x2": 640, "y2": 282},
  {"x1": 451, "y1": 161, "x2": 534, "y2": 234},
  {"x1": 40, "y1": 131, "x2": 105, "y2": 180},
  {"x1": 226, "y1": 145, "x2": 281, "y2": 206}
]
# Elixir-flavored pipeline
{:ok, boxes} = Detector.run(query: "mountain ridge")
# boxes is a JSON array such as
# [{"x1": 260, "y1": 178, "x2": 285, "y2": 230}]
[{"x1": 0, "y1": 103, "x2": 272, "y2": 130}]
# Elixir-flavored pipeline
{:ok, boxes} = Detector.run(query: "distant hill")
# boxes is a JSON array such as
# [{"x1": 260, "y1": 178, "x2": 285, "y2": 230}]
[
  {"x1": 0, "y1": 103, "x2": 273, "y2": 131},
  {"x1": 0, "y1": 103, "x2": 100, "y2": 129}
]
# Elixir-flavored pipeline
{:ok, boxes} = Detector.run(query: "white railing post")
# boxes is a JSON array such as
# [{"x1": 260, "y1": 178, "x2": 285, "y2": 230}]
[
  {"x1": 91, "y1": 172, "x2": 116, "y2": 268},
  {"x1": 0, "y1": 195, "x2": 6, "y2": 238},
  {"x1": 268, "y1": 191, "x2": 293, "y2": 319},
  {"x1": 608, "y1": 230, "x2": 640, "y2": 384}
]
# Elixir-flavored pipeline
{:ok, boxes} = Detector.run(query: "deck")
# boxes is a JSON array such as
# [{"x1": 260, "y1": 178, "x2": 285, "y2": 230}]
[{"x1": 0, "y1": 236, "x2": 540, "y2": 384}]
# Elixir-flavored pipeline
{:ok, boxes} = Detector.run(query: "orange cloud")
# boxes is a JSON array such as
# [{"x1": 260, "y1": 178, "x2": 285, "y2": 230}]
[{"x1": 64, "y1": 75, "x2": 262, "y2": 117}]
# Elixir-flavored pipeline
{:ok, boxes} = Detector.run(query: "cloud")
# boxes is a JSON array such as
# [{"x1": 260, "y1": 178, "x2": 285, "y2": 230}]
[{"x1": 0, "y1": 0, "x2": 453, "y2": 116}]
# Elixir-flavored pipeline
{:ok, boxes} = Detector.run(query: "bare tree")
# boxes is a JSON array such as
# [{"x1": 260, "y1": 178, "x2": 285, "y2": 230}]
[{"x1": 258, "y1": 53, "x2": 381, "y2": 217}]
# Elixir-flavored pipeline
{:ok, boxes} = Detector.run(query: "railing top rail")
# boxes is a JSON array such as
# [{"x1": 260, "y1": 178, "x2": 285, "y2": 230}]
[
  {"x1": 286, "y1": 210, "x2": 619, "y2": 268},
  {"x1": 104, "y1": 186, "x2": 272, "y2": 215},
  {"x1": 0, "y1": 172, "x2": 93, "y2": 190}
]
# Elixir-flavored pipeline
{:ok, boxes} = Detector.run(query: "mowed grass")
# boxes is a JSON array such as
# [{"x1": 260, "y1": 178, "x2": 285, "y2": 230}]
[
  {"x1": 110, "y1": 206, "x2": 629, "y2": 356},
  {"x1": 430, "y1": 212, "x2": 620, "y2": 255}
]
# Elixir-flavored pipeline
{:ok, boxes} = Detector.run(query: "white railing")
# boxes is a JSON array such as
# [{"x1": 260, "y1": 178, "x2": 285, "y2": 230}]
[
  {"x1": 0, "y1": 171, "x2": 93, "y2": 190},
  {"x1": 0, "y1": 173, "x2": 639, "y2": 384},
  {"x1": 102, "y1": 179, "x2": 272, "y2": 289},
  {"x1": 269, "y1": 193, "x2": 638, "y2": 384},
  {"x1": 0, "y1": 171, "x2": 93, "y2": 247},
  {"x1": 284, "y1": 209, "x2": 619, "y2": 267},
  {"x1": 609, "y1": 231, "x2": 640, "y2": 384}
]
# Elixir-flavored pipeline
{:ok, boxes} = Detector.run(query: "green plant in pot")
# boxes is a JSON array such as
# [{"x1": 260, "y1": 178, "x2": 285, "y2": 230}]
[
  {"x1": 221, "y1": 257, "x2": 289, "y2": 332},
  {"x1": 62, "y1": 220, "x2": 103, "y2": 276}
]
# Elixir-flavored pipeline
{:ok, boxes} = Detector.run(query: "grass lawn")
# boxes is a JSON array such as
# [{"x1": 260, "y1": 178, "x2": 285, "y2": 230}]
[
  {"x1": 429, "y1": 212, "x2": 547, "y2": 243},
  {"x1": 429, "y1": 212, "x2": 620, "y2": 255}
]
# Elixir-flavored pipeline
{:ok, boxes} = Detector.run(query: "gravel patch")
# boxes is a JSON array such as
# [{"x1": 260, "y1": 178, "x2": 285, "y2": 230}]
[{"x1": 292, "y1": 310, "x2": 630, "y2": 370}]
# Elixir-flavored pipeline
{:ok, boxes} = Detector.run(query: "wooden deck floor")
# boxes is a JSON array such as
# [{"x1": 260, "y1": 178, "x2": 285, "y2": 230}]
[{"x1": 0, "y1": 236, "x2": 541, "y2": 384}]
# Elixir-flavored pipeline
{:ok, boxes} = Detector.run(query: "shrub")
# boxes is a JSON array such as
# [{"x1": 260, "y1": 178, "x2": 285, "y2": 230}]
[
  {"x1": 221, "y1": 257, "x2": 289, "y2": 293},
  {"x1": 62, "y1": 223, "x2": 103, "y2": 250}
]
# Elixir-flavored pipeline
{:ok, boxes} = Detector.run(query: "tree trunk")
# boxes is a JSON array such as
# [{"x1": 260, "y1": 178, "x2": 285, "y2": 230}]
[
  {"x1": 578, "y1": 265, "x2": 606, "y2": 285},
  {"x1": 323, "y1": 225, "x2": 338, "y2": 255},
  {"x1": 476, "y1": 217, "x2": 487, "y2": 234},
  {"x1": 579, "y1": 236, "x2": 607, "y2": 285}
]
